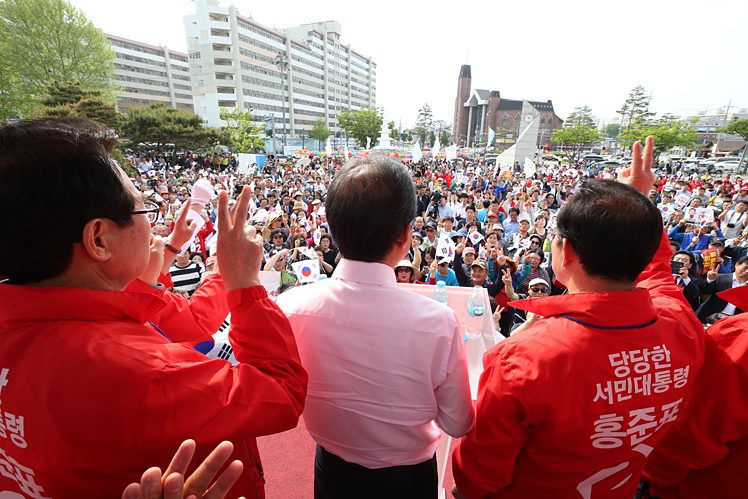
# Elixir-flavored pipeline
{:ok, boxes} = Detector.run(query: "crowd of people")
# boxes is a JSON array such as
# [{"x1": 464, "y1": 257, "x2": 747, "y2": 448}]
[{"x1": 0, "y1": 118, "x2": 746, "y2": 499}]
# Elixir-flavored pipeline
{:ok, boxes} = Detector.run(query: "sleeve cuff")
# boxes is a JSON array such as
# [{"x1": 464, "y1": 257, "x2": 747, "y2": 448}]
[{"x1": 227, "y1": 285, "x2": 269, "y2": 309}]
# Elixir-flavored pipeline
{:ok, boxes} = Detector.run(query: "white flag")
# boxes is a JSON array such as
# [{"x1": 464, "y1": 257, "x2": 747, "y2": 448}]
[
  {"x1": 524, "y1": 157, "x2": 536, "y2": 177},
  {"x1": 366, "y1": 136, "x2": 371, "y2": 150},
  {"x1": 325, "y1": 137, "x2": 332, "y2": 157},
  {"x1": 469, "y1": 231, "x2": 485, "y2": 246},
  {"x1": 445, "y1": 144, "x2": 457, "y2": 161},
  {"x1": 298, "y1": 246, "x2": 318, "y2": 260},
  {"x1": 291, "y1": 259, "x2": 320, "y2": 283},
  {"x1": 436, "y1": 233, "x2": 456, "y2": 262},
  {"x1": 412, "y1": 141, "x2": 423, "y2": 163},
  {"x1": 344, "y1": 142, "x2": 350, "y2": 160},
  {"x1": 432, "y1": 136, "x2": 440, "y2": 158}
]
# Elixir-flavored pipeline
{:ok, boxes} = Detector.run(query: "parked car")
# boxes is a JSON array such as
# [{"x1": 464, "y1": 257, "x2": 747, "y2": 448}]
[
  {"x1": 581, "y1": 154, "x2": 605, "y2": 162},
  {"x1": 542, "y1": 154, "x2": 561, "y2": 162},
  {"x1": 598, "y1": 160, "x2": 620, "y2": 169}
]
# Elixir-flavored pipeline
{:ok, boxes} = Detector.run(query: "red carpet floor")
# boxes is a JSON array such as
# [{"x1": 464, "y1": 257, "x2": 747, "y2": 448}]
[{"x1": 257, "y1": 417, "x2": 459, "y2": 498}]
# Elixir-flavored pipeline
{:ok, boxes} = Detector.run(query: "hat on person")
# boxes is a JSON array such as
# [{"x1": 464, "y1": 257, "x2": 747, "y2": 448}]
[
  {"x1": 270, "y1": 229, "x2": 285, "y2": 240},
  {"x1": 487, "y1": 211, "x2": 498, "y2": 219},
  {"x1": 530, "y1": 234, "x2": 543, "y2": 245},
  {"x1": 519, "y1": 214, "x2": 532, "y2": 224},
  {"x1": 470, "y1": 259, "x2": 488, "y2": 271},
  {"x1": 710, "y1": 237, "x2": 726, "y2": 247},
  {"x1": 293, "y1": 190, "x2": 303, "y2": 197},
  {"x1": 412, "y1": 231, "x2": 424, "y2": 240},
  {"x1": 438, "y1": 257, "x2": 451, "y2": 265},
  {"x1": 463, "y1": 247, "x2": 476, "y2": 255},
  {"x1": 425, "y1": 221, "x2": 438, "y2": 231},
  {"x1": 492, "y1": 223, "x2": 504, "y2": 232},
  {"x1": 293, "y1": 201, "x2": 304, "y2": 211},
  {"x1": 312, "y1": 199, "x2": 321, "y2": 205},
  {"x1": 268, "y1": 211, "x2": 282, "y2": 223},
  {"x1": 455, "y1": 229, "x2": 469, "y2": 238},
  {"x1": 528, "y1": 278, "x2": 549, "y2": 288},
  {"x1": 395, "y1": 259, "x2": 414, "y2": 271}
]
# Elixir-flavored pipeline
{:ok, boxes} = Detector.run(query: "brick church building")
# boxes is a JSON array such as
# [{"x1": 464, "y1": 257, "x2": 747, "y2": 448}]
[{"x1": 452, "y1": 64, "x2": 563, "y2": 149}]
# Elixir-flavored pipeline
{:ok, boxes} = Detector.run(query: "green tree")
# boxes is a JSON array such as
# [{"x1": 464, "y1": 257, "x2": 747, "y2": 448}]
[
  {"x1": 619, "y1": 121, "x2": 697, "y2": 159},
  {"x1": 433, "y1": 119, "x2": 451, "y2": 146},
  {"x1": 603, "y1": 123, "x2": 621, "y2": 139},
  {"x1": 219, "y1": 107, "x2": 265, "y2": 153},
  {"x1": 716, "y1": 119, "x2": 748, "y2": 141},
  {"x1": 551, "y1": 126, "x2": 601, "y2": 163},
  {"x1": 36, "y1": 81, "x2": 122, "y2": 132},
  {"x1": 412, "y1": 104, "x2": 433, "y2": 144},
  {"x1": 309, "y1": 118, "x2": 331, "y2": 148},
  {"x1": 388, "y1": 121, "x2": 398, "y2": 141},
  {"x1": 123, "y1": 103, "x2": 232, "y2": 160},
  {"x1": 616, "y1": 86, "x2": 655, "y2": 130},
  {"x1": 565, "y1": 106, "x2": 595, "y2": 128},
  {"x1": 0, "y1": 0, "x2": 117, "y2": 120},
  {"x1": 337, "y1": 107, "x2": 383, "y2": 148}
]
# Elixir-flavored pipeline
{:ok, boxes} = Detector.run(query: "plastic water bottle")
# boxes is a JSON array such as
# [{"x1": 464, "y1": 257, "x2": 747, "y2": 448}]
[
  {"x1": 433, "y1": 281, "x2": 449, "y2": 305},
  {"x1": 465, "y1": 286, "x2": 485, "y2": 339}
]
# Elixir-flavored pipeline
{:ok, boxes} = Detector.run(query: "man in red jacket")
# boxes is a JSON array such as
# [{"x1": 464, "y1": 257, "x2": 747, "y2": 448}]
[
  {"x1": 642, "y1": 285, "x2": 748, "y2": 499},
  {"x1": 0, "y1": 119, "x2": 307, "y2": 499},
  {"x1": 451, "y1": 137, "x2": 706, "y2": 499}
]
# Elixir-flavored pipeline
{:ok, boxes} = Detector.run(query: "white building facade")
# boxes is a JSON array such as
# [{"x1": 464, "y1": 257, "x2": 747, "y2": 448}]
[
  {"x1": 184, "y1": 0, "x2": 376, "y2": 139},
  {"x1": 107, "y1": 34, "x2": 193, "y2": 113}
]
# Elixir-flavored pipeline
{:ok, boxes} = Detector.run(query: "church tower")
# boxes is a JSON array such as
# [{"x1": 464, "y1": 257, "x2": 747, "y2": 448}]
[{"x1": 452, "y1": 65, "x2": 472, "y2": 146}]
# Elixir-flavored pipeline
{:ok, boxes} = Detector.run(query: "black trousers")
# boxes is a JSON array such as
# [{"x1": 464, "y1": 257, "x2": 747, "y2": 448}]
[{"x1": 314, "y1": 445, "x2": 438, "y2": 499}]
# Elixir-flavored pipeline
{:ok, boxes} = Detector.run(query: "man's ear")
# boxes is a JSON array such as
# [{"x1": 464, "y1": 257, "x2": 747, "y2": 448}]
[
  {"x1": 558, "y1": 238, "x2": 577, "y2": 269},
  {"x1": 80, "y1": 218, "x2": 115, "y2": 262}
]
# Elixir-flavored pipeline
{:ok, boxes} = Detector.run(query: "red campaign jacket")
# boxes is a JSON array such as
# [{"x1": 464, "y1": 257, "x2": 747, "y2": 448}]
[
  {"x1": 452, "y1": 231, "x2": 705, "y2": 499},
  {"x1": 643, "y1": 306, "x2": 748, "y2": 498},
  {"x1": 125, "y1": 273, "x2": 229, "y2": 346},
  {"x1": 0, "y1": 283, "x2": 307, "y2": 499}
]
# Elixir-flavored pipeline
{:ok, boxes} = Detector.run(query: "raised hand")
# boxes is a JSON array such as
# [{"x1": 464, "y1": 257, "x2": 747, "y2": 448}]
[
  {"x1": 619, "y1": 135, "x2": 655, "y2": 195},
  {"x1": 121, "y1": 440, "x2": 244, "y2": 499},
  {"x1": 168, "y1": 199, "x2": 197, "y2": 250},
  {"x1": 217, "y1": 188, "x2": 264, "y2": 292}
]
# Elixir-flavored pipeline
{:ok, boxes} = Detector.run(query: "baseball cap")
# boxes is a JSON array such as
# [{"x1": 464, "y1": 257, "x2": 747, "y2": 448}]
[
  {"x1": 710, "y1": 238, "x2": 726, "y2": 247},
  {"x1": 470, "y1": 259, "x2": 488, "y2": 270},
  {"x1": 487, "y1": 211, "x2": 498, "y2": 218},
  {"x1": 463, "y1": 247, "x2": 476, "y2": 255},
  {"x1": 519, "y1": 214, "x2": 532, "y2": 224},
  {"x1": 528, "y1": 278, "x2": 549, "y2": 288},
  {"x1": 438, "y1": 257, "x2": 451, "y2": 265},
  {"x1": 492, "y1": 224, "x2": 504, "y2": 232},
  {"x1": 412, "y1": 231, "x2": 424, "y2": 240}
]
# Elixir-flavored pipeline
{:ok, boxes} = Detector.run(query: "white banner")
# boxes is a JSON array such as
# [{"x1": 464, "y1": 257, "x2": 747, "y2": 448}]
[
  {"x1": 446, "y1": 144, "x2": 457, "y2": 161},
  {"x1": 432, "y1": 136, "x2": 440, "y2": 158},
  {"x1": 524, "y1": 157, "x2": 536, "y2": 177},
  {"x1": 412, "y1": 141, "x2": 423, "y2": 163}
]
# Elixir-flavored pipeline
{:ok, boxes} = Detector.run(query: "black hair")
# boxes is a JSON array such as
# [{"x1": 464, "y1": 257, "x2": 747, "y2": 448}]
[
  {"x1": 556, "y1": 179, "x2": 662, "y2": 282},
  {"x1": 737, "y1": 255, "x2": 748, "y2": 266},
  {"x1": 326, "y1": 156, "x2": 416, "y2": 262},
  {"x1": 509, "y1": 207, "x2": 520, "y2": 215},
  {"x1": 482, "y1": 199, "x2": 491, "y2": 209},
  {"x1": 0, "y1": 119, "x2": 133, "y2": 284}
]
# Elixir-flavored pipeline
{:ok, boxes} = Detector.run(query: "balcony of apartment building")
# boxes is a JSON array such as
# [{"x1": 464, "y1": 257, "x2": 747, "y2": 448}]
[
  {"x1": 215, "y1": 73, "x2": 236, "y2": 88},
  {"x1": 210, "y1": 31, "x2": 232, "y2": 46}
]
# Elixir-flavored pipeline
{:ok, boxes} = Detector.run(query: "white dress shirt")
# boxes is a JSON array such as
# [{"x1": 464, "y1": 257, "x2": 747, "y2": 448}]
[{"x1": 278, "y1": 259, "x2": 474, "y2": 468}]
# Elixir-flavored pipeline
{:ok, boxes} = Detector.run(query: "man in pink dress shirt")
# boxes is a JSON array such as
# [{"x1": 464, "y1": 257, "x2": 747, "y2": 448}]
[{"x1": 278, "y1": 155, "x2": 474, "y2": 499}]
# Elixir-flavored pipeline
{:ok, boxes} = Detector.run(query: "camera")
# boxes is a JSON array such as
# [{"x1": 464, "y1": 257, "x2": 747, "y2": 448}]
[{"x1": 727, "y1": 223, "x2": 735, "y2": 229}]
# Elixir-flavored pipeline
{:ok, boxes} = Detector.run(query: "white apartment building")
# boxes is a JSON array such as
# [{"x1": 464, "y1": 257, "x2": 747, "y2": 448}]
[
  {"x1": 107, "y1": 34, "x2": 194, "y2": 113},
  {"x1": 184, "y1": 0, "x2": 376, "y2": 139}
]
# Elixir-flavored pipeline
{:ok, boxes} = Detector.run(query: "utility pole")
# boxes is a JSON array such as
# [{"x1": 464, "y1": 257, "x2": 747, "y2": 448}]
[{"x1": 275, "y1": 54, "x2": 289, "y2": 152}]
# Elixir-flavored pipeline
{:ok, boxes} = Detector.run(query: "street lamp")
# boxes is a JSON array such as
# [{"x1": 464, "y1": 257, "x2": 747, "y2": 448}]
[{"x1": 275, "y1": 54, "x2": 289, "y2": 150}]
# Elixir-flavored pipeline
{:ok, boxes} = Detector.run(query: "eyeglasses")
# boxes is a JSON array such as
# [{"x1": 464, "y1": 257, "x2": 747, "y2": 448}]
[
  {"x1": 132, "y1": 202, "x2": 160, "y2": 223},
  {"x1": 530, "y1": 286, "x2": 549, "y2": 293}
]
